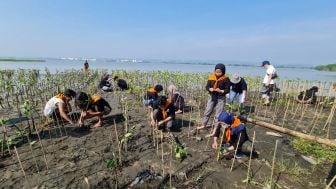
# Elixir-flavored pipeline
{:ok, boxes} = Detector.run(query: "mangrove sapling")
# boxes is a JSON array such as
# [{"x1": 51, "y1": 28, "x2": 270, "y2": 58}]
[
  {"x1": 230, "y1": 133, "x2": 242, "y2": 172},
  {"x1": 14, "y1": 146, "x2": 31, "y2": 188}
]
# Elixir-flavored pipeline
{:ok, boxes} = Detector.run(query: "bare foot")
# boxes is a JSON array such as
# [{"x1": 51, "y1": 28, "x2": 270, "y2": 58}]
[
  {"x1": 212, "y1": 143, "x2": 218, "y2": 149},
  {"x1": 93, "y1": 122, "x2": 103, "y2": 128},
  {"x1": 175, "y1": 110, "x2": 183, "y2": 114},
  {"x1": 196, "y1": 125, "x2": 209, "y2": 130}
]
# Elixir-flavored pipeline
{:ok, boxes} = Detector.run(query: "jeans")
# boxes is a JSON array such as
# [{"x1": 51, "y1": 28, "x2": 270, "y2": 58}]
[{"x1": 229, "y1": 91, "x2": 245, "y2": 104}]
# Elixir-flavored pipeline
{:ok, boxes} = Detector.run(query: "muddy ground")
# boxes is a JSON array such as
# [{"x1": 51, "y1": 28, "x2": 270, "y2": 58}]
[{"x1": 0, "y1": 92, "x2": 335, "y2": 189}]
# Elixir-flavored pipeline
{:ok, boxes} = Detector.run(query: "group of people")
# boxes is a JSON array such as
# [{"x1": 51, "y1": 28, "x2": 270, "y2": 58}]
[
  {"x1": 44, "y1": 89, "x2": 112, "y2": 128},
  {"x1": 43, "y1": 60, "x2": 282, "y2": 159},
  {"x1": 143, "y1": 84, "x2": 185, "y2": 132}
]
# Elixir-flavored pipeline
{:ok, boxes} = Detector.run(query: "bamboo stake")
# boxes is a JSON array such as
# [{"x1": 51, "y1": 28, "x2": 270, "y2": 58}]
[
  {"x1": 34, "y1": 124, "x2": 49, "y2": 170},
  {"x1": 281, "y1": 97, "x2": 291, "y2": 128},
  {"x1": 245, "y1": 131, "x2": 256, "y2": 187},
  {"x1": 246, "y1": 117, "x2": 336, "y2": 147},
  {"x1": 188, "y1": 107, "x2": 192, "y2": 138},
  {"x1": 14, "y1": 146, "x2": 30, "y2": 188},
  {"x1": 230, "y1": 133, "x2": 242, "y2": 172},
  {"x1": 169, "y1": 144, "x2": 173, "y2": 188},
  {"x1": 114, "y1": 119, "x2": 121, "y2": 166},
  {"x1": 326, "y1": 174, "x2": 336, "y2": 189},
  {"x1": 161, "y1": 131, "x2": 164, "y2": 176},
  {"x1": 270, "y1": 140, "x2": 278, "y2": 186},
  {"x1": 26, "y1": 134, "x2": 41, "y2": 176},
  {"x1": 217, "y1": 127, "x2": 225, "y2": 161}
]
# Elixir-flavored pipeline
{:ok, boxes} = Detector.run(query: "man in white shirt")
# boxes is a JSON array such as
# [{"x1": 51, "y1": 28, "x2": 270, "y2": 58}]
[{"x1": 261, "y1": 61, "x2": 278, "y2": 105}]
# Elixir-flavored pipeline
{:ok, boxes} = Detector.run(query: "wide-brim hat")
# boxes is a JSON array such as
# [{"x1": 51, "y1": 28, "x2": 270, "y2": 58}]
[{"x1": 230, "y1": 74, "x2": 241, "y2": 84}]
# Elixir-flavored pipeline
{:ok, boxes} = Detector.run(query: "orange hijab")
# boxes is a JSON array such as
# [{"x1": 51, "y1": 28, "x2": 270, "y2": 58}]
[
  {"x1": 90, "y1": 95, "x2": 101, "y2": 104},
  {"x1": 148, "y1": 87, "x2": 157, "y2": 93},
  {"x1": 208, "y1": 74, "x2": 227, "y2": 89},
  {"x1": 225, "y1": 116, "x2": 241, "y2": 142},
  {"x1": 55, "y1": 93, "x2": 67, "y2": 102},
  {"x1": 161, "y1": 100, "x2": 171, "y2": 119}
]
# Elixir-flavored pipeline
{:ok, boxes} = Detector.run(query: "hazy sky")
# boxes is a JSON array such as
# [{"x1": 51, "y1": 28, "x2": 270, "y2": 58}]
[{"x1": 1, "y1": 0, "x2": 336, "y2": 65}]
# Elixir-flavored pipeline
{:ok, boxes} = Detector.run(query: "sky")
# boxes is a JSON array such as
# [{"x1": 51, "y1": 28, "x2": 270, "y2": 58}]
[{"x1": 0, "y1": 0, "x2": 336, "y2": 66}]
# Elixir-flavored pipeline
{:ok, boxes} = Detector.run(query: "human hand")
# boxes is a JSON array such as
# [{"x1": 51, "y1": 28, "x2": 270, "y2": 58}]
[
  {"x1": 158, "y1": 121, "x2": 164, "y2": 126},
  {"x1": 209, "y1": 88, "x2": 214, "y2": 92},
  {"x1": 215, "y1": 88, "x2": 222, "y2": 93}
]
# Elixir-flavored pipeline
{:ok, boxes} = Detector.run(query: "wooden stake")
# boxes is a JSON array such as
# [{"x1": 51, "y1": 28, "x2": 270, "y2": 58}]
[
  {"x1": 245, "y1": 131, "x2": 256, "y2": 187},
  {"x1": 34, "y1": 126, "x2": 49, "y2": 170},
  {"x1": 14, "y1": 146, "x2": 30, "y2": 188},
  {"x1": 114, "y1": 119, "x2": 121, "y2": 166},
  {"x1": 270, "y1": 140, "x2": 278, "y2": 186},
  {"x1": 326, "y1": 174, "x2": 336, "y2": 189},
  {"x1": 217, "y1": 127, "x2": 225, "y2": 161},
  {"x1": 230, "y1": 133, "x2": 242, "y2": 172}
]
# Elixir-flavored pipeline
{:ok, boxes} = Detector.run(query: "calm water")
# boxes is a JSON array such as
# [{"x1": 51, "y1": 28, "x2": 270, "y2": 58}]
[{"x1": 0, "y1": 58, "x2": 335, "y2": 82}]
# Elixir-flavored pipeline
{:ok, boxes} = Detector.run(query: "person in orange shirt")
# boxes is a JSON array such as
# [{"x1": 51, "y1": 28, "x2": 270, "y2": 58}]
[
  {"x1": 143, "y1": 85, "x2": 163, "y2": 108},
  {"x1": 75, "y1": 92, "x2": 111, "y2": 128},
  {"x1": 197, "y1": 63, "x2": 230, "y2": 130}
]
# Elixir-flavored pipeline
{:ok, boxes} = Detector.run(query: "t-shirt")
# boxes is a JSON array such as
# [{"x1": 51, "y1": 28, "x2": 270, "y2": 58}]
[
  {"x1": 99, "y1": 80, "x2": 111, "y2": 89},
  {"x1": 43, "y1": 97, "x2": 64, "y2": 116},
  {"x1": 231, "y1": 78, "x2": 247, "y2": 93},
  {"x1": 263, "y1": 65, "x2": 276, "y2": 84}
]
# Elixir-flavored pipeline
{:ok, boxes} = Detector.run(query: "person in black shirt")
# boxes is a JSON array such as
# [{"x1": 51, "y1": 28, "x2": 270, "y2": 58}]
[
  {"x1": 197, "y1": 63, "x2": 231, "y2": 130},
  {"x1": 151, "y1": 96, "x2": 176, "y2": 131},
  {"x1": 113, "y1": 76, "x2": 128, "y2": 91},
  {"x1": 229, "y1": 74, "x2": 247, "y2": 109},
  {"x1": 99, "y1": 74, "x2": 112, "y2": 92},
  {"x1": 143, "y1": 85, "x2": 163, "y2": 107}
]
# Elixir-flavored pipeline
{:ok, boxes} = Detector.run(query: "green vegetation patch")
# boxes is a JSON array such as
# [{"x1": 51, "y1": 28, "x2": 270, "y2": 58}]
[
  {"x1": 292, "y1": 138, "x2": 336, "y2": 163},
  {"x1": 314, "y1": 64, "x2": 336, "y2": 72},
  {"x1": 0, "y1": 58, "x2": 46, "y2": 62}
]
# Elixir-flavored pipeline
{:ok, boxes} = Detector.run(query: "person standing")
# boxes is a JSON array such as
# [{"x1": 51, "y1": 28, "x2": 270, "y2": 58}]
[
  {"x1": 197, "y1": 63, "x2": 230, "y2": 130},
  {"x1": 261, "y1": 60, "x2": 278, "y2": 105}
]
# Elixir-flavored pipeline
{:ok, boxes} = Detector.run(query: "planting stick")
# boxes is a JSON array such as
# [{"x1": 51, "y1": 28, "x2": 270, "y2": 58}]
[
  {"x1": 161, "y1": 131, "x2": 164, "y2": 176},
  {"x1": 169, "y1": 144, "x2": 173, "y2": 189},
  {"x1": 4, "y1": 126, "x2": 11, "y2": 154},
  {"x1": 323, "y1": 100, "x2": 336, "y2": 130},
  {"x1": 204, "y1": 117, "x2": 215, "y2": 151},
  {"x1": 26, "y1": 134, "x2": 41, "y2": 176},
  {"x1": 281, "y1": 97, "x2": 291, "y2": 128},
  {"x1": 34, "y1": 126, "x2": 49, "y2": 170},
  {"x1": 294, "y1": 104, "x2": 309, "y2": 131},
  {"x1": 216, "y1": 126, "x2": 225, "y2": 161},
  {"x1": 188, "y1": 107, "x2": 192, "y2": 138},
  {"x1": 14, "y1": 146, "x2": 31, "y2": 188},
  {"x1": 326, "y1": 174, "x2": 336, "y2": 189},
  {"x1": 270, "y1": 140, "x2": 278, "y2": 186},
  {"x1": 309, "y1": 105, "x2": 324, "y2": 135},
  {"x1": 230, "y1": 133, "x2": 242, "y2": 172},
  {"x1": 245, "y1": 117, "x2": 336, "y2": 147},
  {"x1": 114, "y1": 119, "x2": 121, "y2": 165},
  {"x1": 245, "y1": 131, "x2": 256, "y2": 186}
]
